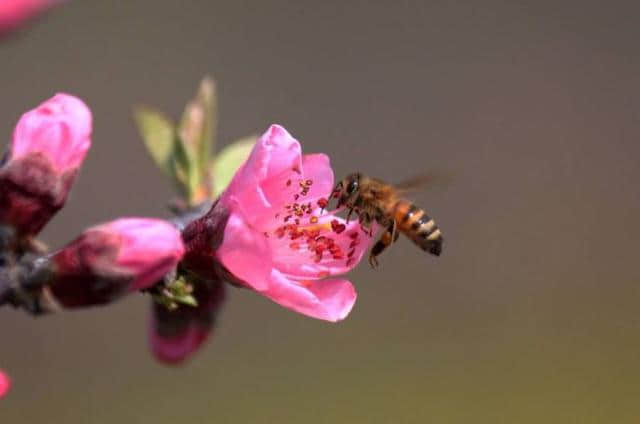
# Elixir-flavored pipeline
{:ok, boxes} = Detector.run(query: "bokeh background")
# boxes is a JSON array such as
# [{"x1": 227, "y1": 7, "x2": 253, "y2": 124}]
[{"x1": 1, "y1": 1, "x2": 639, "y2": 422}]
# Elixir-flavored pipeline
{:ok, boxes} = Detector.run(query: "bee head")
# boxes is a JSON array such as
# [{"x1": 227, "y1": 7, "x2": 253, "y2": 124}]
[{"x1": 333, "y1": 172, "x2": 361, "y2": 208}]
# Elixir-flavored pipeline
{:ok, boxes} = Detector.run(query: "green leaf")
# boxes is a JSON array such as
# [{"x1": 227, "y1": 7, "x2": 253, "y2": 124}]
[
  {"x1": 212, "y1": 135, "x2": 257, "y2": 196},
  {"x1": 178, "y1": 76, "x2": 217, "y2": 190},
  {"x1": 132, "y1": 106, "x2": 176, "y2": 176},
  {"x1": 171, "y1": 134, "x2": 193, "y2": 199},
  {"x1": 174, "y1": 293, "x2": 198, "y2": 307}
]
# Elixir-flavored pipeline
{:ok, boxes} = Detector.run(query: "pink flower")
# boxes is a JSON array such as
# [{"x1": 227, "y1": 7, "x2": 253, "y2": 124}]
[
  {"x1": 0, "y1": 93, "x2": 92, "y2": 236},
  {"x1": 215, "y1": 124, "x2": 374, "y2": 322},
  {"x1": 49, "y1": 218, "x2": 185, "y2": 308},
  {"x1": 0, "y1": 0, "x2": 64, "y2": 36},
  {"x1": 0, "y1": 370, "x2": 9, "y2": 399},
  {"x1": 149, "y1": 280, "x2": 225, "y2": 364}
]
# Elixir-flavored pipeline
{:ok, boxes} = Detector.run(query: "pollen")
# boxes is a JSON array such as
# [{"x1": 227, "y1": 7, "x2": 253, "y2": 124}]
[
  {"x1": 310, "y1": 216, "x2": 319, "y2": 224},
  {"x1": 331, "y1": 219, "x2": 346, "y2": 234},
  {"x1": 317, "y1": 198, "x2": 328, "y2": 209},
  {"x1": 289, "y1": 242, "x2": 301, "y2": 250}
]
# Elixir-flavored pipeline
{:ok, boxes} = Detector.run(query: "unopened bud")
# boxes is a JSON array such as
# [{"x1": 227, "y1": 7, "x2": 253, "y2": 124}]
[
  {"x1": 149, "y1": 278, "x2": 225, "y2": 364},
  {"x1": 0, "y1": 369, "x2": 9, "y2": 399},
  {"x1": 48, "y1": 218, "x2": 184, "y2": 308},
  {"x1": 0, "y1": 0, "x2": 64, "y2": 37},
  {"x1": 0, "y1": 93, "x2": 92, "y2": 237}
]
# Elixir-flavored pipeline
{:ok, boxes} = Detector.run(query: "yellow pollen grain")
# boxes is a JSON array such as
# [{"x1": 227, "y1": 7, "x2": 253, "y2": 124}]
[{"x1": 299, "y1": 222, "x2": 332, "y2": 232}]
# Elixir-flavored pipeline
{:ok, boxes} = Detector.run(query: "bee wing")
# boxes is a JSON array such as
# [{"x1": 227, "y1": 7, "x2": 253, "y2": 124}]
[{"x1": 394, "y1": 173, "x2": 451, "y2": 194}]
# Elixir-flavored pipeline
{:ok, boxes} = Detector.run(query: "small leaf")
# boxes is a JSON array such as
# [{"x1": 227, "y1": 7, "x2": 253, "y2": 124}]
[
  {"x1": 174, "y1": 293, "x2": 198, "y2": 307},
  {"x1": 171, "y1": 135, "x2": 193, "y2": 198},
  {"x1": 179, "y1": 76, "x2": 217, "y2": 190},
  {"x1": 212, "y1": 135, "x2": 257, "y2": 196},
  {"x1": 132, "y1": 106, "x2": 176, "y2": 176}
]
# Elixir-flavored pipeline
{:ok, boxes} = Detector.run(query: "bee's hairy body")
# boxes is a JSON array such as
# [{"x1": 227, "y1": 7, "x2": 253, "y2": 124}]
[{"x1": 333, "y1": 173, "x2": 443, "y2": 267}]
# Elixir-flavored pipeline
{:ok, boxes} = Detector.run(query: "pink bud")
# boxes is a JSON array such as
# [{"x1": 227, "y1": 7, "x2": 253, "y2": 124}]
[
  {"x1": 49, "y1": 218, "x2": 185, "y2": 308},
  {"x1": 0, "y1": 370, "x2": 9, "y2": 399},
  {"x1": 0, "y1": 0, "x2": 64, "y2": 37},
  {"x1": 11, "y1": 93, "x2": 91, "y2": 173},
  {"x1": 0, "y1": 93, "x2": 92, "y2": 236},
  {"x1": 149, "y1": 280, "x2": 225, "y2": 365}
]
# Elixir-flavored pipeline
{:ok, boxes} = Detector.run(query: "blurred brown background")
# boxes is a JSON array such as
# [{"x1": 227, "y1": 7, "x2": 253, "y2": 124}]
[{"x1": 1, "y1": 0, "x2": 639, "y2": 422}]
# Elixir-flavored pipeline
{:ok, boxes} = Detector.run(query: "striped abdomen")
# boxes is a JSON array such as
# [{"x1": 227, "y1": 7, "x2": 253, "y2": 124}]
[{"x1": 392, "y1": 199, "x2": 443, "y2": 256}]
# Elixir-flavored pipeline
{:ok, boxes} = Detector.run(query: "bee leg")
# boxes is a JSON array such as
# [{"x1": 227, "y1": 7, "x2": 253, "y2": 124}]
[
  {"x1": 390, "y1": 219, "x2": 399, "y2": 242},
  {"x1": 359, "y1": 212, "x2": 371, "y2": 234},
  {"x1": 368, "y1": 220, "x2": 397, "y2": 268},
  {"x1": 346, "y1": 207, "x2": 355, "y2": 223}
]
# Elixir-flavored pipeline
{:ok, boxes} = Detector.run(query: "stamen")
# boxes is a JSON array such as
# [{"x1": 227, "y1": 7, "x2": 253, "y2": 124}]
[
  {"x1": 317, "y1": 198, "x2": 328, "y2": 209},
  {"x1": 331, "y1": 219, "x2": 346, "y2": 234}
]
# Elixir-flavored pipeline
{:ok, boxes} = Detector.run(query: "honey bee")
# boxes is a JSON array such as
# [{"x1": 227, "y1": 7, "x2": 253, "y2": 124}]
[{"x1": 332, "y1": 173, "x2": 443, "y2": 267}]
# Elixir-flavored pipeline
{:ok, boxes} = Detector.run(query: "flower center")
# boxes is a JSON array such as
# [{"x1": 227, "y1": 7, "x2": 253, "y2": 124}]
[{"x1": 264, "y1": 176, "x2": 362, "y2": 266}]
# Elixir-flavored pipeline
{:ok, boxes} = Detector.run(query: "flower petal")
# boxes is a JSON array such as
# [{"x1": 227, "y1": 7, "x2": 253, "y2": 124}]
[
  {"x1": 221, "y1": 125, "x2": 302, "y2": 226},
  {"x1": 300, "y1": 153, "x2": 334, "y2": 200},
  {"x1": 216, "y1": 210, "x2": 272, "y2": 291},
  {"x1": 256, "y1": 153, "x2": 334, "y2": 229},
  {"x1": 258, "y1": 269, "x2": 357, "y2": 322}
]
